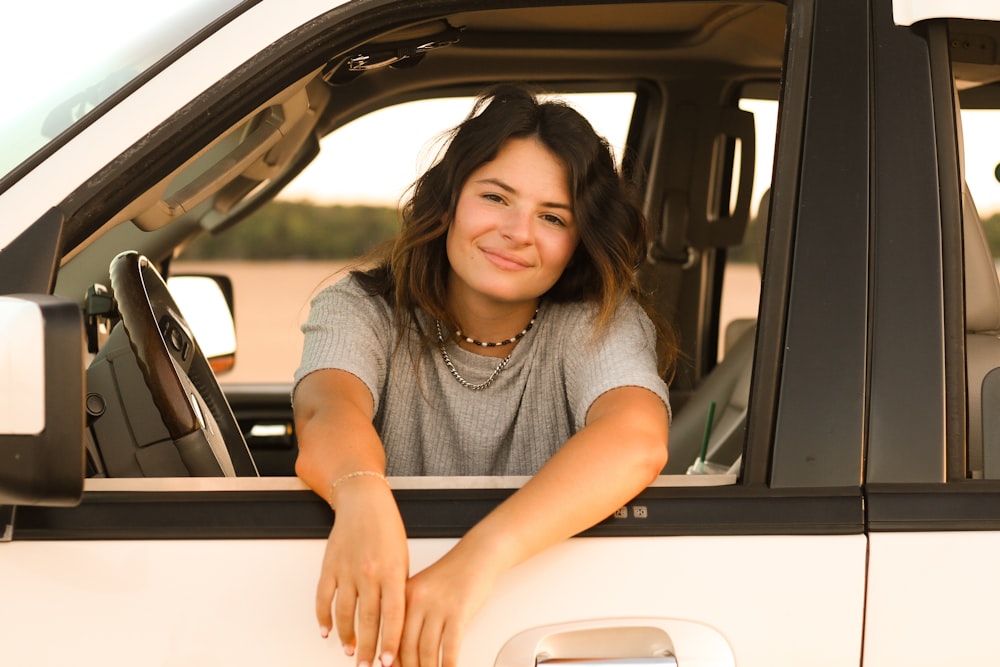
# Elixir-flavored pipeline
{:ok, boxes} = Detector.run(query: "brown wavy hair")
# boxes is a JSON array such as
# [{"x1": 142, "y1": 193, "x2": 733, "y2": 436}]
[{"x1": 355, "y1": 83, "x2": 676, "y2": 375}]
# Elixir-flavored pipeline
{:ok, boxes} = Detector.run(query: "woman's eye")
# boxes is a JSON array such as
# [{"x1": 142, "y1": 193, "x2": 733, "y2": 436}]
[
  {"x1": 541, "y1": 213, "x2": 567, "y2": 227},
  {"x1": 483, "y1": 193, "x2": 505, "y2": 204}
]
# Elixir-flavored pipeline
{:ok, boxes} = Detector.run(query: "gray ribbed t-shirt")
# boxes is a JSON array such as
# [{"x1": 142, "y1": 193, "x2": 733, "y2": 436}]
[{"x1": 294, "y1": 275, "x2": 670, "y2": 476}]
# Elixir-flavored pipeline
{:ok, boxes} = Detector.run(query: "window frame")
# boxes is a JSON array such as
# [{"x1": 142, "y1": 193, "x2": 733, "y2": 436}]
[{"x1": 9, "y1": 0, "x2": 879, "y2": 543}]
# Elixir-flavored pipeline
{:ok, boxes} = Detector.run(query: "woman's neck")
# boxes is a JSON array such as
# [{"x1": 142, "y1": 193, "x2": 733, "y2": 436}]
[{"x1": 446, "y1": 295, "x2": 540, "y2": 358}]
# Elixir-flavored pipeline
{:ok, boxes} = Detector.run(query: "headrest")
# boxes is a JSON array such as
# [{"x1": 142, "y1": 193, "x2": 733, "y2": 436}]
[{"x1": 964, "y1": 185, "x2": 1000, "y2": 333}]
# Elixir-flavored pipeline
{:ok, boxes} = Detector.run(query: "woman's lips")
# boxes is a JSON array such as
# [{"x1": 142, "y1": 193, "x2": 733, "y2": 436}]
[{"x1": 480, "y1": 247, "x2": 531, "y2": 270}]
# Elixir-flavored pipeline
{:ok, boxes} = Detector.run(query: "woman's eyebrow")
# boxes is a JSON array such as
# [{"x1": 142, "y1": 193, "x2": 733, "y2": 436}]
[{"x1": 474, "y1": 177, "x2": 573, "y2": 211}]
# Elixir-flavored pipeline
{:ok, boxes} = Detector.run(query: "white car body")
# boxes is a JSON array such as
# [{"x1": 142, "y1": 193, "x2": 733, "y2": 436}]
[{"x1": 2, "y1": 1, "x2": 999, "y2": 665}]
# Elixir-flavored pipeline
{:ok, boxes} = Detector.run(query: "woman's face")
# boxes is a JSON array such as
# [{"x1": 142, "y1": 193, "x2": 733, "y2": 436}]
[{"x1": 446, "y1": 136, "x2": 580, "y2": 310}]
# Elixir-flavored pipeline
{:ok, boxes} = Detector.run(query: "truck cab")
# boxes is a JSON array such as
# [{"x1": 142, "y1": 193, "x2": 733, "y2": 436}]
[{"x1": 2, "y1": 1, "x2": 1000, "y2": 664}]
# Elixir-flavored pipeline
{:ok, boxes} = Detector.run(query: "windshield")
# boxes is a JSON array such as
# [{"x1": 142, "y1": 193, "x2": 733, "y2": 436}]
[{"x1": 0, "y1": 0, "x2": 247, "y2": 181}]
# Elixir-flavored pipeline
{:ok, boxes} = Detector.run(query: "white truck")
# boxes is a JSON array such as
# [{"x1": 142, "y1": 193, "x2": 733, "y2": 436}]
[{"x1": 3, "y1": 0, "x2": 1000, "y2": 664}]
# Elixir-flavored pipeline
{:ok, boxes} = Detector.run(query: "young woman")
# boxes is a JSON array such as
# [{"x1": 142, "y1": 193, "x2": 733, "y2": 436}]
[{"x1": 293, "y1": 84, "x2": 674, "y2": 667}]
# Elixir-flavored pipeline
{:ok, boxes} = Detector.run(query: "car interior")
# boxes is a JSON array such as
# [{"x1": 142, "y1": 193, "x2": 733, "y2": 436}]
[
  {"x1": 45, "y1": 2, "x2": 1000, "y2": 483},
  {"x1": 957, "y1": 72, "x2": 1000, "y2": 480}
]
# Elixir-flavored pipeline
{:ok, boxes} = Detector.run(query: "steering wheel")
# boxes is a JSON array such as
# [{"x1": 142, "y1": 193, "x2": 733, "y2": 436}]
[{"x1": 109, "y1": 251, "x2": 258, "y2": 476}]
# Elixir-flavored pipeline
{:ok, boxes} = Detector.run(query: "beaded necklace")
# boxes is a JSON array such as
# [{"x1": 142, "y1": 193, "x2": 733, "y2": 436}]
[
  {"x1": 453, "y1": 308, "x2": 538, "y2": 348},
  {"x1": 435, "y1": 307, "x2": 539, "y2": 390}
]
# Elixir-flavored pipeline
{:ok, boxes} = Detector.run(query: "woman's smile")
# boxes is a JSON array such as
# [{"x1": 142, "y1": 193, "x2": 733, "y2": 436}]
[{"x1": 478, "y1": 246, "x2": 532, "y2": 270}]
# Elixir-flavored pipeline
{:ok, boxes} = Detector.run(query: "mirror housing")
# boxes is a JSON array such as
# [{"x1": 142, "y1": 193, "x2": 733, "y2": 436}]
[{"x1": 0, "y1": 295, "x2": 85, "y2": 506}]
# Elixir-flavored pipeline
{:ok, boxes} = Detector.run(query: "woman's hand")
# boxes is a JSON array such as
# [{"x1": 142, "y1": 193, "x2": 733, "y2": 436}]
[
  {"x1": 295, "y1": 370, "x2": 407, "y2": 666},
  {"x1": 316, "y1": 476, "x2": 409, "y2": 667},
  {"x1": 398, "y1": 541, "x2": 503, "y2": 667},
  {"x1": 396, "y1": 386, "x2": 668, "y2": 667}
]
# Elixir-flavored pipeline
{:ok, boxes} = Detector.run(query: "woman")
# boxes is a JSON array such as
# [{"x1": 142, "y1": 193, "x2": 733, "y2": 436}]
[{"x1": 293, "y1": 84, "x2": 674, "y2": 667}]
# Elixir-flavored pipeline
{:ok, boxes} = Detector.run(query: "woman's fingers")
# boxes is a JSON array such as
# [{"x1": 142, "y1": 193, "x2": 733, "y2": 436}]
[
  {"x1": 315, "y1": 569, "x2": 336, "y2": 638},
  {"x1": 325, "y1": 581, "x2": 398, "y2": 666},
  {"x1": 439, "y1": 621, "x2": 465, "y2": 667},
  {"x1": 398, "y1": 606, "x2": 423, "y2": 667},
  {"x1": 400, "y1": 580, "x2": 447, "y2": 667},
  {"x1": 319, "y1": 549, "x2": 407, "y2": 665},
  {"x1": 333, "y1": 584, "x2": 359, "y2": 654},
  {"x1": 377, "y1": 576, "x2": 406, "y2": 667},
  {"x1": 354, "y1": 582, "x2": 384, "y2": 666},
  {"x1": 407, "y1": 609, "x2": 465, "y2": 667},
  {"x1": 417, "y1": 618, "x2": 444, "y2": 667}
]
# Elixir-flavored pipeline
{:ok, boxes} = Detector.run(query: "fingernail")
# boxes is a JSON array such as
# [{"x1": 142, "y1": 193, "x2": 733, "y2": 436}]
[
  {"x1": 380, "y1": 652, "x2": 394, "y2": 667},
  {"x1": 359, "y1": 662, "x2": 370, "y2": 667},
  {"x1": 343, "y1": 644, "x2": 355, "y2": 657},
  {"x1": 319, "y1": 626, "x2": 329, "y2": 639}
]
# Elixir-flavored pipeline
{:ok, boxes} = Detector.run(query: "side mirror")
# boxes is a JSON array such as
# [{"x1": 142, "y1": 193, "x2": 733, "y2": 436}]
[
  {"x1": 0, "y1": 295, "x2": 85, "y2": 506},
  {"x1": 167, "y1": 274, "x2": 237, "y2": 374}
]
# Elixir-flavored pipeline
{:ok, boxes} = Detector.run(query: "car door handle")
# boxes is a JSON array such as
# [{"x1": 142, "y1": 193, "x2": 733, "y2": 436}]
[
  {"x1": 495, "y1": 620, "x2": 685, "y2": 667},
  {"x1": 496, "y1": 617, "x2": 735, "y2": 667},
  {"x1": 537, "y1": 658, "x2": 677, "y2": 666}
]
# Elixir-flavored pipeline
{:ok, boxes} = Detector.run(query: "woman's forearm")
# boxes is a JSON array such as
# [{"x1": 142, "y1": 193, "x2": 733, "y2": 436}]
[
  {"x1": 456, "y1": 386, "x2": 668, "y2": 575},
  {"x1": 293, "y1": 369, "x2": 386, "y2": 504}
]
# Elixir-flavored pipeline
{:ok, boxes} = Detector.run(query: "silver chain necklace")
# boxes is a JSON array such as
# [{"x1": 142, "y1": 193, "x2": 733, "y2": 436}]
[{"x1": 435, "y1": 320, "x2": 512, "y2": 390}]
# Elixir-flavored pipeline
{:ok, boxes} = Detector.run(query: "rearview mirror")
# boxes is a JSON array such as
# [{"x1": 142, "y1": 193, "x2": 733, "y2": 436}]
[{"x1": 0, "y1": 295, "x2": 85, "y2": 506}]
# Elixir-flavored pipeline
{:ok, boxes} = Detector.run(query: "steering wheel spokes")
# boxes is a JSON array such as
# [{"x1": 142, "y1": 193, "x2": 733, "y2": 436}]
[{"x1": 160, "y1": 310, "x2": 196, "y2": 368}]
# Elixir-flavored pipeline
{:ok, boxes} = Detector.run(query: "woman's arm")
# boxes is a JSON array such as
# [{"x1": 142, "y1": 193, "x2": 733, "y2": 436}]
[
  {"x1": 399, "y1": 385, "x2": 669, "y2": 667},
  {"x1": 294, "y1": 369, "x2": 408, "y2": 667}
]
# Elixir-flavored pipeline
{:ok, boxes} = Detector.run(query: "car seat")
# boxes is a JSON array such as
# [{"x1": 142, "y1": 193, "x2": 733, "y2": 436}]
[{"x1": 664, "y1": 189, "x2": 768, "y2": 474}]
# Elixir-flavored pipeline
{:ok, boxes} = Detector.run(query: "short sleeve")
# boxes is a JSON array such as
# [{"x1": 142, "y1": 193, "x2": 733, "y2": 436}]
[
  {"x1": 292, "y1": 276, "x2": 393, "y2": 412},
  {"x1": 562, "y1": 299, "x2": 671, "y2": 430}
]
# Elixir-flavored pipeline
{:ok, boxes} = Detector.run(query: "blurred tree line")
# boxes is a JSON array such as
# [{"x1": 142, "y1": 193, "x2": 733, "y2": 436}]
[
  {"x1": 181, "y1": 200, "x2": 1000, "y2": 264},
  {"x1": 178, "y1": 201, "x2": 401, "y2": 260}
]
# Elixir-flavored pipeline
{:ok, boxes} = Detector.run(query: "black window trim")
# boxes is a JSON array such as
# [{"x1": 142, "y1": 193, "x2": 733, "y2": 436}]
[
  {"x1": 758, "y1": 0, "x2": 870, "y2": 488},
  {"x1": 12, "y1": 484, "x2": 864, "y2": 541}
]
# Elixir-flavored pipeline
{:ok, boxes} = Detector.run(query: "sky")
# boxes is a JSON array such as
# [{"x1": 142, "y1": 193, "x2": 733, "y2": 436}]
[
  {"x1": 278, "y1": 94, "x2": 644, "y2": 206},
  {"x1": 277, "y1": 95, "x2": 780, "y2": 214},
  {"x1": 278, "y1": 96, "x2": 1000, "y2": 220}
]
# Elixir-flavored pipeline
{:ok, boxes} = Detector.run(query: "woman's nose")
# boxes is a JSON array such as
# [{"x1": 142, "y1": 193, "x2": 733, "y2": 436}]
[{"x1": 499, "y1": 208, "x2": 532, "y2": 243}]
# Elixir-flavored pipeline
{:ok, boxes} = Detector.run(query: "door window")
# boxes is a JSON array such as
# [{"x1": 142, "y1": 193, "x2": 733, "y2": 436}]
[
  {"x1": 175, "y1": 92, "x2": 637, "y2": 384},
  {"x1": 958, "y1": 99, "x2": 1000, "y2": 479},
  {"x1": 961, "y1": 108, "x2": 1000, "y2": 258}
]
